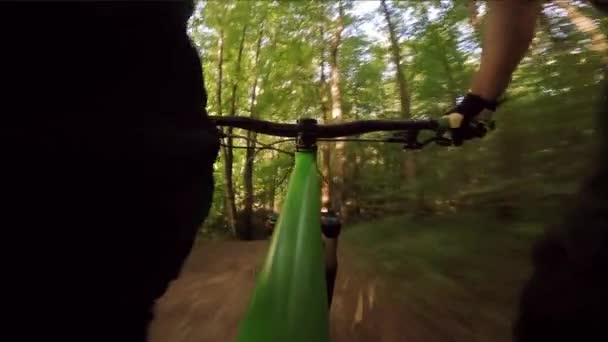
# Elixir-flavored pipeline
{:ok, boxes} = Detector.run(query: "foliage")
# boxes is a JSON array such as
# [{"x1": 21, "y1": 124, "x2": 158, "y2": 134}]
[{"x1": 189, "y1": 0, "x2": 606, "y2": 237}]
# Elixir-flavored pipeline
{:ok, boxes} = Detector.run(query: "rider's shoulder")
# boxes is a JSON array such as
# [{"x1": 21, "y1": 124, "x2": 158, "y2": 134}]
[{"x1": 589, "y1": 0, "x2": 608, "y2": 14}]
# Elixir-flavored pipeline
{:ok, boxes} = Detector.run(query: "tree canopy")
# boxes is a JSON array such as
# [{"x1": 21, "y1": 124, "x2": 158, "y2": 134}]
[{"x1": 188, "y1": 0, "x2": 607, "y2": 239}]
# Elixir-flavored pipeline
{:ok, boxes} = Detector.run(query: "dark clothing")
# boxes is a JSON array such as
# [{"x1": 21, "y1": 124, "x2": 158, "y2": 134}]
[
  {"x1": 2, "y1": 1, "x2": 608, "y2": 341},
  {"x1": 2, "y1": 1, "x2": 210, "y2": 129},
  {"x1": 590, "y1": 0, "x2": 608, "y2": 13},
  {"x1": 513, "y1": 83, "x2": 608, "y2": 341},
  {"x1": 1, "y1": 1, "x2": 218, "y2": 341},
  {"x1": 2, "y1": 126, "x2": 218, "y2": 341}
]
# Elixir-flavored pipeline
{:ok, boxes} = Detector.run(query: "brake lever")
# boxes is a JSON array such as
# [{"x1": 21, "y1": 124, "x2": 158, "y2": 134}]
[
  {"x1": 389, "y1": 130, "x2": 453, "y2": 150},
  {"x1": 387, "y1": 129, "x2": 422, "y2": 149},
  {"x1": 404, "y1": 136, "x2": 452, "y2": 149}
]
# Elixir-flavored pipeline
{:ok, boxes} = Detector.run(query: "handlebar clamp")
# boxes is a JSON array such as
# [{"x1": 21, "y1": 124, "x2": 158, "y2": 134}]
[{"x1": 296, "y1": 118, "x2": 318, "y2": 151}]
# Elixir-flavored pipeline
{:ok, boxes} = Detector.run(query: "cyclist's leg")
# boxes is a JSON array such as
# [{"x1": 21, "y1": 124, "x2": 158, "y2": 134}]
[{"x1": 513, "y1": 82, "x2": 608, "y2": 341}]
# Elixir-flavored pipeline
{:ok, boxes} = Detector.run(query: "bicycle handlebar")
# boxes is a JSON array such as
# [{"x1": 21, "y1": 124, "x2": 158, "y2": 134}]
[{"x1": 209, "y1": 115, "x2": 447, "y2": 138}]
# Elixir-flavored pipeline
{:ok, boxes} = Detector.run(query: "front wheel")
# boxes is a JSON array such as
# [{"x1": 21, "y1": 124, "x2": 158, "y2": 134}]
[{"x1": 321, "y1": 210, "x2": 341, "y2": 309}]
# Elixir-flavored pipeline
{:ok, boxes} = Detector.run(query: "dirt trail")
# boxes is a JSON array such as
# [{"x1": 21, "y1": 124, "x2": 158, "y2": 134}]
[{"x1": 149, "y1": 240, "x2": 427, "y2": 342}]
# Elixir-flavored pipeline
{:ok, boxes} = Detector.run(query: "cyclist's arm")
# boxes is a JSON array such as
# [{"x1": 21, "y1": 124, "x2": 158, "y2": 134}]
[{"x1": 470, "y1": 0, "x2": 542, "y2": 102}]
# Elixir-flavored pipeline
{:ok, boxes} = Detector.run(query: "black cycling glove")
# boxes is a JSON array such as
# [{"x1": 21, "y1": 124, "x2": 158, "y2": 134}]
[{"x1": 444, "y1": 93, "x2": 498, "y2": 146}]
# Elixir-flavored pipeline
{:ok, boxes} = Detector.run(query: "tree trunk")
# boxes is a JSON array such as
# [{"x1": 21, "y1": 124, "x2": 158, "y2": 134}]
[
  {"x1": 226, "y1": 23, "x2": 249, "y2": 239},
  {"x1": 381, "y1": 0, "x2": 417, "y2": 204},
  {"x1": 242, "y1": 137, "x2": 256, "y2": 239},
  {"x1": 381, "y1": 0, "x2": 411, "y2": 119},
  {"x1": 222, "y1": 24, "x2": 248, "y2": 239},
  {"x1": 435, "y1": 29, "x2": 459, "y2": 107},
  {"x1": 216, "y1": 28, "x2": 238, "y2": 236},
  {"x1": 270, "y1": 153, "x2": 278, "y2": 212},
  {"x1": 329, "y1": 1, "x2": 346, "y2": 219},
  {"x1": 349, "y1": 111, "x2": 362, "y2": 219},
  {"x1": 221, "y1": 143, "x2": 237, "y2": 234},
  {"x1": 243, "y1": 27, "x2": 263, "y2": 240},
  {"x1": 269, "y1": 174, "x2": 276, "y2": 211},
  {"x1": 319, "y1": 26, "x2": 333, "y2": 210}
]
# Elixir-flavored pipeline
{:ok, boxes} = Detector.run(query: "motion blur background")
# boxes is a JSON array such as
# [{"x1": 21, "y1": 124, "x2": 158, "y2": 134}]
[{"x1": 150, "y1": 1, "x2": 607, "y2": 341}]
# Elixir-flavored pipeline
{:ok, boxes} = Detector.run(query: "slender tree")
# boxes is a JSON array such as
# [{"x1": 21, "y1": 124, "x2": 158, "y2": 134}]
[
  {"x1": 243, "y1": 26, "x2": 264, "y2": 239},
  {"x1": 329, "y1": 1, "x2": 347, "y2": 217}
]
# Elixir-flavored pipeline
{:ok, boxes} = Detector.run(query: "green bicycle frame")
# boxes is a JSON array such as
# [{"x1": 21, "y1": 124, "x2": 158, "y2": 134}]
[{"x1": 236, "y1": 149, "x2": 329, "y2": 342}]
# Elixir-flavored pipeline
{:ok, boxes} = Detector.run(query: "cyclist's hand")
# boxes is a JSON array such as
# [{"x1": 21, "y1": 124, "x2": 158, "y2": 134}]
[{"x1": 442, "y1": 93, "x2": 497, "y2": 146}]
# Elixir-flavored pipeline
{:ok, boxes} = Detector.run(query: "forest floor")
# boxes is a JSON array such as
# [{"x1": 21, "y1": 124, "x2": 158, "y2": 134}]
[{"x1": 149, "y1": 213, "x2": 542, "y2": 342}]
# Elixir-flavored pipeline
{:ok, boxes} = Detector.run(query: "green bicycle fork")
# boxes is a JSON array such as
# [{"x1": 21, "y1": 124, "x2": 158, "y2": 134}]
[{"x1": 236, "y1": 150, "x2": 330, "y2": 342}]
